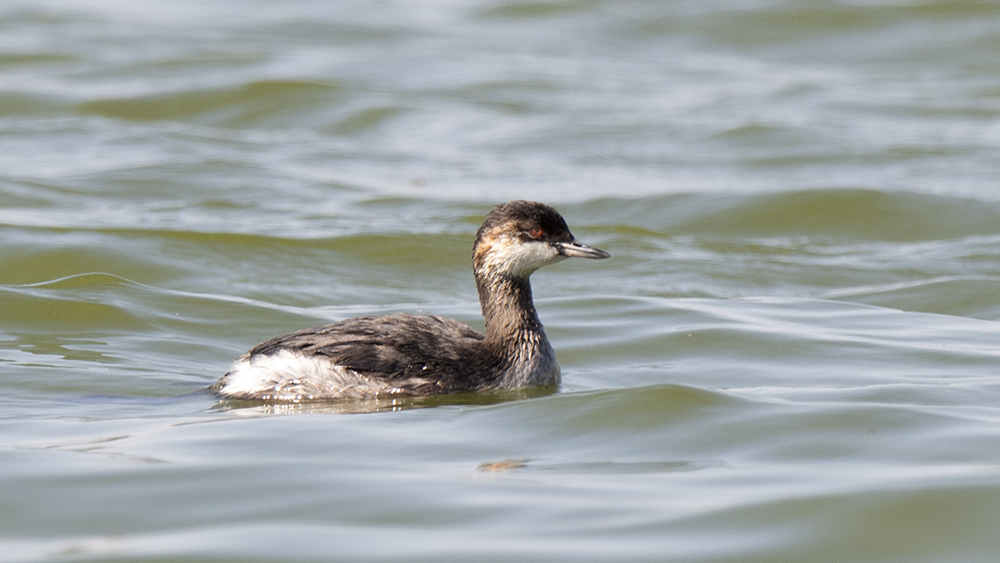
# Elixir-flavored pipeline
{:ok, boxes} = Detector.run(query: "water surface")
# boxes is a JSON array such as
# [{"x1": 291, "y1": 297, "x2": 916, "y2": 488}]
[{"x1": 3, "y1": 1, "x2": 1000, "y2": 561}]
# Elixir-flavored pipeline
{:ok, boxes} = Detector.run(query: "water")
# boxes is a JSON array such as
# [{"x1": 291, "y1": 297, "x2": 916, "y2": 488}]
[{"x1": 3, "y1": 0, "x2": 1000, "y2": 561}]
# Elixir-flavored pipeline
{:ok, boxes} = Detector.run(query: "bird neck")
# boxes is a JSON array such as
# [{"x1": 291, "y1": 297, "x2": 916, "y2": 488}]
[{"x1": 475, "y1": 272, "x2": 543, "y2": 347}]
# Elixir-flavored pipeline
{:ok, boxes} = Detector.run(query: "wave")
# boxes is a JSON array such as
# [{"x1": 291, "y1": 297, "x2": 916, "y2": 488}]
[{"x1": 590, "y1": 188, "x2": 1000, "y2": 242}]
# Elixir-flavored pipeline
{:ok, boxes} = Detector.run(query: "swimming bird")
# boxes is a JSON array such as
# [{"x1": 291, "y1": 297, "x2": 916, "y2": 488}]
[{"x1": 212, "y1": 200, "x2": 609, "y2": 401}]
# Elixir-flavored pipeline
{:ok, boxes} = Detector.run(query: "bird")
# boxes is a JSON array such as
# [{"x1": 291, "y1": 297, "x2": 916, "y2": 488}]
[{"x1": 212, "y1": 200, "x2": 609, "y2": 401}]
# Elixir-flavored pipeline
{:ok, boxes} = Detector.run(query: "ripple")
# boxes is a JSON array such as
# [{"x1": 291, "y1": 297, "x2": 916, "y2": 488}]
[{"x1": 75, "y1": 79, "x2": 343, "y2": 124}]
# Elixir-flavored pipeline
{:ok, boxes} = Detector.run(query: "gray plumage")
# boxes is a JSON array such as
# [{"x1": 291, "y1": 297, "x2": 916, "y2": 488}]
[{"x1": 213, "y1": 200, "x2": 609, "y2": 401}]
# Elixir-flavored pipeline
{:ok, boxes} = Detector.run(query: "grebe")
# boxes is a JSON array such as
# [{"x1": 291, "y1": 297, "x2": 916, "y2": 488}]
[{"x1": 212, "y1": 200, "x2": 609, "y2": 401}]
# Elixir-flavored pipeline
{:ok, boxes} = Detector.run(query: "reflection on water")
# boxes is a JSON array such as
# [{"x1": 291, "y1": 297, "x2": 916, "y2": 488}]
[
  {"x1": 478, "y1": 458, "x2": 722, "y2": 474},
  {"x1": 213, "y1": 387, "x2": 556, "y2": 415}
]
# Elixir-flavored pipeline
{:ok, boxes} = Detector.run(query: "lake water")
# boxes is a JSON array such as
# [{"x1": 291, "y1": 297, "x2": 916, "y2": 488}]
[{"x1": 3, "y1": 0, "x2": 1000, "y2": 561}]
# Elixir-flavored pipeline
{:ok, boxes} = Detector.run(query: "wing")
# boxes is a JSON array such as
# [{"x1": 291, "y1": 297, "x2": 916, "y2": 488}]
[{"x1": 244, "y1": 313, "x2": 487, "y2": 381}]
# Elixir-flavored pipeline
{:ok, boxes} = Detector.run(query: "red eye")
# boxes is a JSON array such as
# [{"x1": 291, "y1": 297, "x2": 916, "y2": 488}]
[{"x1": 529, "y1": 227, "x2": 544, "y2": 238}]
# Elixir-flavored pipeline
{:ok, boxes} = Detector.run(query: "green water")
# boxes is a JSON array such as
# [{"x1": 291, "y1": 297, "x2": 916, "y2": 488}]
[{"x1": 3, "y1": 1, "x2": 1000, "y2": 561}]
